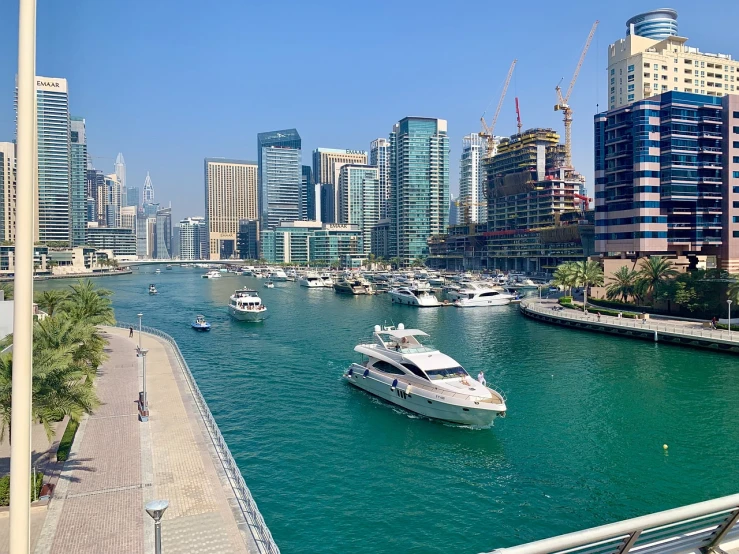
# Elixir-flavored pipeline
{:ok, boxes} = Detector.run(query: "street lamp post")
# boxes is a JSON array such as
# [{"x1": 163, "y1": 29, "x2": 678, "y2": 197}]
[
  {"x1": 145, "y1": 500, "x2": 169, "y2": 554},
  {"x1": 728, "y1": 300, "x2": 733, "y2": 334},
  {"x1": 137, "y1": 312, "x2": 143, "y2": 351},
  {"x1": 139, "y1": 348, "x2": 149, "y2": 422}
]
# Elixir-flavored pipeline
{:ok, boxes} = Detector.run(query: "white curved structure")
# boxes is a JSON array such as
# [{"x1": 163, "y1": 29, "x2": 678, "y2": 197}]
[
  {"x1": 228, "y1": 289, "x2": 268, "y2": 322},
  {"x1": 344, "y1": 325, "x2": 506, "y2": 426},
  {"x1": 389, "y1": 287, "x2": 440, "y2": 307},
  {"x1": 454, "y1": 288, "x2": 515, "y2": 307},
  {"x1": 299, "y1": 272, "x2": 324, "y2": 288}
]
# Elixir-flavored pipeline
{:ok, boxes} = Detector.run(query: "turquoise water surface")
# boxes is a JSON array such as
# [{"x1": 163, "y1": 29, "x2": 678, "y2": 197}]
[{"x1": 38, "y1": 269, "x2": 739, "y2": 554}]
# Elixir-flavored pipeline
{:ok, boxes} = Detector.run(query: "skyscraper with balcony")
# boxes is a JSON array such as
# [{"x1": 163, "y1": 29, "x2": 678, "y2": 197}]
[
  {"x1": 155, "y1": 207, "x2": 172, "y2": 259},
  {"x1": 389, "y1": 117, "x2": 450, "y2": 263},
  {"x1": 179, "y1": 216, "x2": 208, "y2": 260},
  {"x1": 370, "y1": 138, "x2": 391, "y2": 219},
  {"x1": 458, "y1": 134, "x2": 488, "y2": 224},
  {"x1": 0, "y1": 143, "x2": 15, "y2": 243},
  {"x1": 257, "y1": 129, "x2": 302, "y2": 230},
  {"x1": 594, "y1": 91, "x2": 739, "y2": 272},
  {"x1": 70, "y1": 117, "x2": 87, "y2": 246},
  {"x1": 204, "y1": 158, "x2": 258, "y2": 259},
  {"x1": 337, "y1": 164, "x2": 380, "y2": 255}
]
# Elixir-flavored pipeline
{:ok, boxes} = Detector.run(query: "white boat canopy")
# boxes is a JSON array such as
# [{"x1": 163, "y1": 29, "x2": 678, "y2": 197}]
[{"x1": 378, "y1": 329, "x2": 428, "y2": 339}]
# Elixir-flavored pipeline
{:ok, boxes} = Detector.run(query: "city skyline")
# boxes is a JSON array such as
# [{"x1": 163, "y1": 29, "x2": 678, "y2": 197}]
[{"x1": 3, "y1": 1, "x2": 738, "y2": 223}]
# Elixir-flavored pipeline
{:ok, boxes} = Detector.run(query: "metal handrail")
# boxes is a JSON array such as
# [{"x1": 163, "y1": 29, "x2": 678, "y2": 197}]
[
  {"x1": 115, "y1": 323, "x2": 280, "y2": 554},
  {"x1": 483, "y1": 493, "x2": 739, "y2": 554}
]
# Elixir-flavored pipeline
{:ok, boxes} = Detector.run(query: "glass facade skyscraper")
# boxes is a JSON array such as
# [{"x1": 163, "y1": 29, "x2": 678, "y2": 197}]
[
  {"x1": 337, "y1": 164, "x2": 379, "y2": 255},
  {"x1": 370, "y1": 138, "x2": 391, "y2": 219},
  {"x1": 257, "y1": 129, "x2": 301, "y2": 229},
  {"x1": 70, "y1": 117, "x2": 87, "y2": 246}
]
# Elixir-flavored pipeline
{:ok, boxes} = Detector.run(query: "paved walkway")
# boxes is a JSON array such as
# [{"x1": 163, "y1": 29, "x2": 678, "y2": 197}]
[{"x1": 34, "y1": 327, "x2": 255, "y2": 553}]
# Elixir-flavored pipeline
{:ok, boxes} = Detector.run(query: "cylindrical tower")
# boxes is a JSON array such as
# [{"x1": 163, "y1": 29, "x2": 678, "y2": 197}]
[{"x1": 626, "y1": 8, "x2": 678, "y2": 40}]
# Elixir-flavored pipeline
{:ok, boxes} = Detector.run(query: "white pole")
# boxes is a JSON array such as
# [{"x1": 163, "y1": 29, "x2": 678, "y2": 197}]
[
  {"x1": 729, "y1": 300, "x2": 732, "y2": 334},
  {"x1": 10, "y1": 0, "x2": 36, "y2": 551}
]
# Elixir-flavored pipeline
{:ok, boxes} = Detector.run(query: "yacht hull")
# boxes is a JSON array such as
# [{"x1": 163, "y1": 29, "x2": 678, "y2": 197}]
[
  {"x1": 455, "y1": 297, "x2": 512, "y2": 307},
  {"x1": 299, "y1": 279, "x2": 324, "y2": 288},
  {"x1": 343, "y1": 366, "x2": 504, "y2": 426},
  {"x1": 228, "y1": 306, "x2": 268, "y2": 322},
  {"x1": 389, "y1": 291, "x2": 440, "y2": 307}
]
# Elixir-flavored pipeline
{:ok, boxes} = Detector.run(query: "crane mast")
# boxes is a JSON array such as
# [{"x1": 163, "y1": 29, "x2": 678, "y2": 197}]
[{"x1": 480, "y1": 59, "x2": 517, "y2": 158}]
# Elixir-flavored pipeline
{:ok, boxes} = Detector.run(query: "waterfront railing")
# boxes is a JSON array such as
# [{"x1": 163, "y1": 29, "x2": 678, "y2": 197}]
[
  {"x1": 116, "y1": 323, "x2": 280, "y2": 554},
  {"x1": 483, "y1": 492, "x2": 739, "y2": 554}
]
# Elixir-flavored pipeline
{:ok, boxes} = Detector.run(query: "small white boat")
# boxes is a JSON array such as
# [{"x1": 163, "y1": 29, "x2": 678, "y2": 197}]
[
  {"x1": 202, "y1": 270, "x2": 221, "y2": 279},
  {"x1": 155, "y1": 268, "x2": 161, "y2": 274},
  {"x1": 320, "y1": 273, "x2": 334, "y2": 288},
  {"x1": 344, "y1": 324, "x2": 506, "y2": 426},
  {"x1": 148, "y1": 284, "x2": 158, "y2": 295},
  {"x1": 389, "y1": 287, "x2": 440, "y2": 307},
  {"x1": 269, "y1": 269, "x2": 288, "y2": 282},
  {"x1": 454, "y1": 288, "x2": 516, "y2": 307},
  {"x1": 166, "y1": 265, "x2": 173, "y2": 270},
  {"x1": 228, "y1": 289, "x2": 268, "y2": 322},
  {"x1": 299, "y1": 272, "x2": 324, "y2": 288},
  {"x1": 264, "y1": 280, "x2": 275, "y2": 288}
]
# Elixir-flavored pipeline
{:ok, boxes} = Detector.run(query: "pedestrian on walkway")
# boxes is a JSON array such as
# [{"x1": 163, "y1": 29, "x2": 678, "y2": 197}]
[
  {"x1": 711, "y1": 317, "x2": 717, "y2": 330},
  {"x1": 129, "y1": 326, "x2": 134, "y2": 338},
  {"x1": 597, "y1": 312, "x2": 601, "y2": 322},
  {"x1": 618, "y1": 312, "x2": 623, "y2": 319}
]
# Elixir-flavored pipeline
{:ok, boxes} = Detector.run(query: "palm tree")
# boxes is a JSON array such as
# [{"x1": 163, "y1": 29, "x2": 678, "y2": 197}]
[
  {"x1": 35, "y1": 289, "x2": 69, "y2": 316},
  {"x1": 728, "y1": 275, "x2": 739, "y2": 303},
  {"x1": 606, "y1": 266, "x2": 639, "y2": 303},
  {"x1": 638, "y1": 256, "x2": 678, "y2": 304},
  {"x1": 63, "y1": 280, "x2": 114, "y2": 326},
  {"x1": 411, "y1": 257, "x2": 426, "y2": 268},
  {"x1": 0, "y1": 282, "x2": 13, "y2": 300},
  {"x1": 571, "y1": 260, "x2": 604, "y2": 309},
  {"x1": 552, "y1": 262, "x2": 578, "y2": 296},
  {"x1": 34, "y1": 315, "x2": 106, "y2": 379}
]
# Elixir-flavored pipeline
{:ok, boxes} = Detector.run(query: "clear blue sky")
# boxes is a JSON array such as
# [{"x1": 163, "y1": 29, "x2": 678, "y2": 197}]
[{"x1": 1, "y1": 0, "x2": 738, "y2": 222}]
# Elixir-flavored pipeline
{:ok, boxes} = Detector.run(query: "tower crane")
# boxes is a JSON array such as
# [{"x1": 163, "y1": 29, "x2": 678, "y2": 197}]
[
  {"x1": 554, "y1": 20, "x2": 599, "y2": 168},
  {"x1": 515, "y1": 97, "x2": 523, "y2": 135},
  {"x1": 480, "y1": 59, "x2": 517, "y2": 158}
]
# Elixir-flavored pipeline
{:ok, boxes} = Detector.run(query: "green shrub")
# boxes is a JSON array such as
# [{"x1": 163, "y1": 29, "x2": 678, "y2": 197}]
[
  {"x1": 559, "y1": 296, "x2": 573, "y2": 304},
  {"x1": 0, "y1": 472, "x2": 44, "y2": 506},
  {"x1": 56, "y1": 419, "x2": 79, "y2": 462}
]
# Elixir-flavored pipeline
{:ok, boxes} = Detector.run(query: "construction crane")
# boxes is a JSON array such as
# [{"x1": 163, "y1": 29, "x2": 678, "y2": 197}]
[
  {"x1": 573, "y1": 193, "x2": 593, "y2": 214},
  {"x1": 554, "y1": 20, "x2": 599, "y2": 168},
  {"x1": 480, "y1": 59, "x2": 517, "y2": 158},
  {"x1": 455, "y1": 199, "x2": 487, "y2": 225},
  {"x1": 515, "y1": 97, "x2": 523, "y2": 135}
]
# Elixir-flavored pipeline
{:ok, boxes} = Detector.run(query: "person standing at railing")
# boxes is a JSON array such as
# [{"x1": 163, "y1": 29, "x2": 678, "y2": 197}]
[{"x1": 477, "y1": 371, "x2": 486, "y2": 386}]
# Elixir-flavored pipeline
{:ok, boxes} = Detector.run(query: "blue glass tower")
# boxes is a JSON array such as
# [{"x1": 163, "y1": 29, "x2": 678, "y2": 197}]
[
  {"x1": 257, "y1": 129, "x2": 301, "y2": 229},
  {"x1": 70, "y1": 117, "x2": 87, "y2": 246}
]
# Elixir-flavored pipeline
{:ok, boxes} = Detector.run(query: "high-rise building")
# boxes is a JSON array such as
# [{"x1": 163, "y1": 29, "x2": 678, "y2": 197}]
[
  {"x1": 320, "y1": 184, "x2": 335, "y2": 223},
  {"x1": 120, "y1": 205, "x2": 137, "y2": 234},
  {"x1": 171, "y1": 225, "x2": 181, "y2": 259},
  {"x1": 370, "y1": 139, "x2": 391, "y2": 220},
  {"x1": 257, "y1": 129, "x2": 302, "y2": 230},
  {"x1": 594, "y1": 91, "x2": 738, "y2": 272},
  {"x1": 0, "y1": 143, "x2": 16, "y2": 243},
  {"x1": 104, "y1": 174, "x2": 121, "y2": 227},
  {"x1": 260, "y1": 221, "x2": 361, "y2": 265},
  {"x1": 301, "y1": 165, "x2": 314, "y2": 220},
  {"x1": 126, "y1": 186, "x2": 139, "y2": 209},
  {"x1": 143, "y1": 171, "x2": 154, "y2": 203},
  {"x1": 458, "y1": 134, "x2": 488, "y2": 224},
  {"x1": 449, "y1": 193, "x2": 459, "y2": 226},
  {"x1": 204, "y1": 158, "x2": 258, "y2": 259},
  {"x1": 21, "y1": 76, "x2": 71, "y2": 244},
  {"x1": 142, "y1": 202, "x2": 159, "y2": 218},
  {"x1": 179, "y1": 216, "x2": 207, "y2": 260},
  {"x1": 389, "y1": 117, "x2": 450, "y2": 264},
  {"x1": 70, "y1": 117, "x2": 87, "y2": 246},
  {"x1": 236, "y1": 219, "x2": 260, "y2": 260},
  {"x1": 337, "y1": 164, "x2": 379, "y2": 255},
  {"x1": 608, "y1": 10, "x2": 739, "y2": 110},
  {"x1": 155, "y1": 207, "x2": 172, "y2": 259},
  {"x1": 86, "y1": 169, "x2": 105, "y2": 224},
  {"x1": 114, "y1": 153, "x2": 126, "y2": 206},
  {"x1": 85, "y1": 225, "x2": 137, "y2": 258},
  {"x1": 312, "y1": 148, "x2": 368, "y2": 222}
]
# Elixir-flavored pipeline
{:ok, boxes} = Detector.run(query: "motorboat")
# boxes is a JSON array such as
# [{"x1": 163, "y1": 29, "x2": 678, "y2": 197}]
[
  {"x1": 202, "y1": 270, "x2": 221, "y2": 279},
  {"x1": 454, "y1": 288, "x2": 516, "y2": 307},
  {"x1": 148, "y1": 284, "x2": 158, "y2": 295},
  {"x1": 269, "y1": 269, "x2": 288, "y2": 282},
  {"x1": 299, "y1": 272, "x2": 324, "y2": 288},
  {"x1": 191, "y1": 315, "x2": 211, "y2": 331},
  {"x1": 343, "y1": 324, "x2": 507, "y2": 426},
  {"x1": 445, "y1": 281, "x2": 499, "y2": 301},
  {"x1": 155, "y1": 268, "x2": 161, "y2": 274},
  {"x1": 334, "y1": 277, "x2": 373, "y2": 295},
  {"x1": 285, "y1": 269, "x2": 297, "y2": 281},
  {"x1": 389, "y1": 286, "x2": 440, "y2": 307},
  {"x1": 320, "y1": 273, "x2": 334, "y2": 288},
  {"x1": 264, "y1": 280, "x2": 275, "y2": 288},
  {"x1": 166, "y1": 265, "x2": 173, "y2": 270},
  {"x1": 228, "y1": 289, "x2": 268, "y2": 322}
]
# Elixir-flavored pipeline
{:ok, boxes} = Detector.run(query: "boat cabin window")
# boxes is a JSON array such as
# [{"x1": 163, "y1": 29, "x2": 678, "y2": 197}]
[
  {"x1": 401, "y1": 363, "x2": 429, "y2": 380},
  {"x1": 371, "y1": 360, "x2": 405, "y2": 375},
  {"x1": 426, "y1": 366, "x2": 469, "y2": 380},
  {"x1": 479, "y1": 291, "x2": 499, "y2": 297}
]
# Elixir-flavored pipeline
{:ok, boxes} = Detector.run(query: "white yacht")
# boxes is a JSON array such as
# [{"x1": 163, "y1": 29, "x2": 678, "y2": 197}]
[
  {"x1": 202, "y1": 270, "x2": 221, "y2": 279},
  {"x1": 269, "y1": 269, "x2": 288, "y2": 282},
  {"x1": 344, "y1": 324, "x2": 507, "y2": 426},
  {"x1": 299, "y1": 271, "x2": 324, "y2": 288},
  {"x1": 454, "y1": 288, "x2": 516, "y2": 307},
  {"x1": 228, "y1": 289, "x2": 268, "y2": 322},
  {"x1": 389, "y1": 286, "x2": 441, "y2": 307},
  {"x1": 285, "y1": 269, "x2": 297, "y2": 281},
  {"x1": 320, "y1": 273, "x2": 334, "y2": 288},
  {"x1": 334, "y1": 277, "x2": 373, "y2": 295},
  {"x1": 446, "y1": 281, "x2": 497, "y2": 301}
]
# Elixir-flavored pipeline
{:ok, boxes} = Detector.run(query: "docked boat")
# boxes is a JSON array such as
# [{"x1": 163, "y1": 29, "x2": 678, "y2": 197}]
[
  {"x1": 264, "y1": 280, "x2": 275, "y2": 288},
  {"x1": 191, "y1": 315, "x2": 211, "y2": 331},
  {"x1": 334, "y1": 277, "x2": 373, "y2": 295},
  {"x1": 320, "y1": 273, "x2": 334, "y2": 288},
  {"x1": 228, "y1": 289, "x2": 268, "y2": 322},
  {"x1": 389, "y1": 286, "x2": 440, "y2": 307},
  {"x1": 454, "y1": 288, "x2": 516, "y2": 307},
  {"x1": 269, "y1": 269, "x2": 288, "y2": 282},
  {"x1": 285, "y1": 269, "x2": 297, "y2": 281},
  {"x1": 202, "y1": 270, "x2": 221, "y2": 279},
  {"x1": 299, "y1": 272, "x2": 324, "y2": 288},
  {"x1": 148, "y1": 284, "x2": 158, "y2": 295},
  {"x1": 343, "y1": 324, "x2": 507, "y2": 426}
]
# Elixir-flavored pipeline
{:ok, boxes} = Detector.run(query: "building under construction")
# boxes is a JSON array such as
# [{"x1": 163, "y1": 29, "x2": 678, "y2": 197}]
[{"x1": 427, "y1": 128, "x2": 594, "y2": 273}]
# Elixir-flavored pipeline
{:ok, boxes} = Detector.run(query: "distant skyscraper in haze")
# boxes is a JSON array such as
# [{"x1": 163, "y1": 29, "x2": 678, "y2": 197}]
[
  {"x1": 104, "y1": 174, "x2": 122, "y2": 227},
  {"x1": 70, "y1": 117, "x2": 88, "y2": 246},
  {"x1": 370, "y1": 138, "x2": 391, "y2": 220},
  {"x1": 126, "y1": 186, "x2": 139, "y2": 208},
  {"x1": 204, "y1": 158, "x2": 258, "y2": 259},
  {"x1": 19, "y1": 76, "x2": 71, "y2": 243},
  {"x1": 86, "y1": 168, "x2": 105, "y2": 225},
  {"x1": 459, "y1": 134, "x2": 487, "y2": 224},
  {"x1": 143, "y1": 172, "x2": 155, "y2": 203},
  {"x1": 115, "y1": 152, "x2": 126, "y2": 206},
  {"x1": 0, "y1": 143, "x2": 16, "y2": 243},
  {"x1": 155, "y1": 207, "x2": 172, "y2": 259},
  {"x1": 257, "y1": 129, "x2": 302, "y2": 229},
  {"x1": 389, "y1": 117, "x2": 449, "y2": 263}
]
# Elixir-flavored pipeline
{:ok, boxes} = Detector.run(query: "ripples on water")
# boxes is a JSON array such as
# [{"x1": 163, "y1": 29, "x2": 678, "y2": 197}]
[{"x1": 37, "y1": 270, "x2": 739, "y2": 554}]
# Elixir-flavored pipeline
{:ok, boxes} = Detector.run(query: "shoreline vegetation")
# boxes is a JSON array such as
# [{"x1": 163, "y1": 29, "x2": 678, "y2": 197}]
[{"x1": 0, "y1": 268, "x2": 132, "y2": 283}]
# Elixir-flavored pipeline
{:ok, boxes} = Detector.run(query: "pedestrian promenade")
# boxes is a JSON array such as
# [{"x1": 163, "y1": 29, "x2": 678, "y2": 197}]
[{"x1": 33, "y1": 327, "x2": 258, "y2": 553}]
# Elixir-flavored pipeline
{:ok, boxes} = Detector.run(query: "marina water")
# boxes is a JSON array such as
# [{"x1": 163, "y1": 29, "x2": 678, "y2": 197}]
[{"x1": 38, "y1": 269, "x2": 739, "y2": 554}]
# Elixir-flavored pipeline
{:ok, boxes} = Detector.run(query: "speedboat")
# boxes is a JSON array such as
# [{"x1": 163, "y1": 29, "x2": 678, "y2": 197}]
[
  {"x1": 202, "y1": 270, "x2": 221, "y2": 279},
  {"x1": 148, "y1": 284, "x2": 158, "y2": 295},
  {"x1": 454, "y1": 288, "x2": 516, "y2": 307},
  {"x1": 191, "y1": 315, "x2": 211, "y2": 331},
  {"x1": 228, "y1": 289, "x2": 268, "y2": 322},
  {"x1": 389, "y1": 286, "x2": 440, "y2": 307},
  {"x1": 343, "y1": 324, "x2": 507, "y2": 426},
  {"x1": 299, "y1": 272, "x2": 324, "y2": 288},
  {"x1": 155, "y1": 268, "x2": 161, "y2": 274},
  {"x1": 264, "y1": 280, "x2": 275, "y2": 288},
  {"x1": 334, "y1": 277, "x2": 373, "y2": 295},
  {"x1": 166, "y1": 265, "x2": 173, "y2": 270},
  {"x1": 269, "y1": 269, "x2": 288, "y2": 282}
]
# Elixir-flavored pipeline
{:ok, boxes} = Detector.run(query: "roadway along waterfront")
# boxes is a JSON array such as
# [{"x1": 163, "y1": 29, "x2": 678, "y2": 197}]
[{"x1": 37, "y1": 268, "x2": 739, "y2": 554}]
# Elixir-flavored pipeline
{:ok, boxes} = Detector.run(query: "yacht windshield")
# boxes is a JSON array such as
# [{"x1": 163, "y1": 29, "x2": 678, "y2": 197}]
[{"x1": 426, "y1": 366, "x2": 469, "y2": 380}]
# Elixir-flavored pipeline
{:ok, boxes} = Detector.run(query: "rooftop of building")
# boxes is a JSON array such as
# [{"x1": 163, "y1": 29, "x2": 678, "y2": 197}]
[
  {"x1": 257, "y1": 128, "x2": 301, "y2": 142},
  {"x1": 313, "y1": 147, "x2": 367, "y2": 155},
  {"x1": 204, "y1": 157, "x2": 258, "y2": 166},
  {"x1": 595, "y1": 90, "x2": 723, "y2": 117}
]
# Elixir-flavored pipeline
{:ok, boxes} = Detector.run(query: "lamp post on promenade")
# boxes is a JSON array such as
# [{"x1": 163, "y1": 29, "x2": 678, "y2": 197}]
[
  {"x1": 137, "y1": 312, "x2": 143, "y2": 351},
  {"x1": 728, "y1": 300, "x2": 733, "y2": 334},
  {"x1": 10, "y1": 0, "x2": 36, "y2": 551},
  {"x1": 139, "y1": 348, "x2": 149, "y2": 421},
  {"x1": 145, "y1": 500, "x2": 169, "y2": 554}
]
